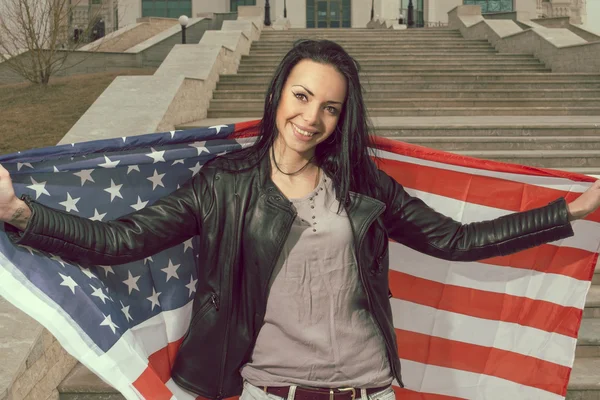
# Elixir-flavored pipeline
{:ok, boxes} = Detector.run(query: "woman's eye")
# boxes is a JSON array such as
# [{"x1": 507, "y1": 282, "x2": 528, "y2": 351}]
[
  {"x1": 294, "y1": 92, "x2": 307, "y2": 101},
  {"x1": 326, "y1": 106, "x2": 339, "y2": 115}
]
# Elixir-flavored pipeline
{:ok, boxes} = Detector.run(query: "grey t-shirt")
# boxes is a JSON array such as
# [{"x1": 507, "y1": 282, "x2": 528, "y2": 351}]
[{"x1": 240, "y1": 172, "x2": 393, "y2": 388}]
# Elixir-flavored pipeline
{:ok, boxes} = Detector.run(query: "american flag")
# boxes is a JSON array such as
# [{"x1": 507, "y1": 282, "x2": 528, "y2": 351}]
[{"x1": 0, "y1": 121, "x2": 596, "y2": 400}]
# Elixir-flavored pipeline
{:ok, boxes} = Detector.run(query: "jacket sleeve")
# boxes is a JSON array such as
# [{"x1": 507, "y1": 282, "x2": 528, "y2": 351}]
[
  {"x1": 4, "y1": 168, "x2": 215, "y2": 266},
  {"x1": 378, "y1": 169, "x2": 575, "y2": 261}
]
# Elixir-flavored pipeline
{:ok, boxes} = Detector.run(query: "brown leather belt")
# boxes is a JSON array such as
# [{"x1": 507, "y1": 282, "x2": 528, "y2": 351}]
[{"x1": 263, "y1": 385, "x2": 391, "y2": 400}]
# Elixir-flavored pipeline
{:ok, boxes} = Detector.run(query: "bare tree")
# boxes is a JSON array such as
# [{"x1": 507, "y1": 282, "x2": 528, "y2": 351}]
[{"x1": 0, "y1": 0, "x2": 114, "y2": 85}]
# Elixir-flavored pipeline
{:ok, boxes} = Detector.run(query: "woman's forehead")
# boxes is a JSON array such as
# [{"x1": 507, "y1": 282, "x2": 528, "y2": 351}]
[{"x1": 286, "y1": 59, "x2": 347, "y2": 102}]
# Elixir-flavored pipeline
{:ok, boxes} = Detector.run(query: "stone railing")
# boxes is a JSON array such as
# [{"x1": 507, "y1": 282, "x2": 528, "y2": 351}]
[
  {"x1": 529, "y1": 17, "x2": 600, "y2": 42},
  {"x1": 448, "y1": 5, "x2": 600, "y2": 73},
  {"x1": 0, "y1": 6, "x2": 273, "y2": 400}
]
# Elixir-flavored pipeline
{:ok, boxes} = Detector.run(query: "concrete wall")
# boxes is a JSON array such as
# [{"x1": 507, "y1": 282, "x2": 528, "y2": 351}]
[{"x1": 193, "y1": 0, "x2": 229, "y2": 13}]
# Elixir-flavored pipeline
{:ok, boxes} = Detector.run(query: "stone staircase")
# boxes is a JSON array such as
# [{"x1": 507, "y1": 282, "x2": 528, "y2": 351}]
[{"x1": 58, "y1": 28, "x2": 600, "y2": 399}]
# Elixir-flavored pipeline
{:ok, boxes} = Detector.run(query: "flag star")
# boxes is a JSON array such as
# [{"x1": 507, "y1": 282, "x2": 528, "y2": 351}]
[
  {"x1": 185, "y1": 275, "x2": 198, "y2": 297},
  {"x1": 146, "y1": 147, "x2": 165, "y2": 163},
  {"x1": 53, "y1": 166, "x2": 59, "y2": 173},
  {"x1": 122, "y1": 137, "x2": 127, "y2": 142},
  {"x1": 71, "y1": 143, "x2": 75, "y2": 147},
  {"x1": 122, "y1": 270, "x2": 141, "y2": 295},
  {"x1": 161, "y1": 259, "x2": 180, "y2": 282},
  {"x1": 104, "y1": 179, "x2": 123, "y2": 202},
  {"x1": 100, "y1": 314, "x2": 119, "y2": 334},
  {"x1": 73, "y1": 169, "x2": 95, "y2": 186},
  {"x1": 127, "y1": 165, "x2": 140, "y2": 174},
  {"x1": 189, "y1": 141, "x2": 209, "y2": 156},
  {"x1": 147, "y1": 169, "x2": 165, "y2": 190},
  {"x1": 99, "y1": 155, "x2": 120, "y2": 169},
  {"x1": 172, "y1": 159, "x2": 184, "y2": 165},
  {"x1": 130, "y1": 196, "x2": 149, "y2": 211},
  {"x1": 147, "y1": 288, "x2": 162, "y2": 311},
  {"x1": 144, "y1": 256, "x2": 153, "y2": 264},
  {"x1": 189, "y1": 162, "x2": 201, "y2": 176},
  {"x1": 170, "y1": 130, "x2": 177, "y2": 139},
  {"x1": 26, "y1": 178, "x2": 50, "y2": 200},
  {"x1": 120, "y1": 301, "x2": 133, "y2": 322},
  {"x1": 51, "y1": 254, "x2": 66, "y2": 267},
  {"x1": 59, "y1": 193, "x2": 80, "y2": 212},
  {"x1": 59, "y1": 273, "x2": 78, "y2": 294},
  {"x1": 19, "y1": 245, "x2": 36, "y2": 255},
  {"x1": 98, "y1": 265, "x2": 115, "y2": 276},
  {"x1": 89, "y1": 209, "x2": 107, "y2": 221},
  {"x1": 17, "y1": 162, "x2": 33, "y2": 171},
  {"x1": 90, "y1": 284, "x2": 109, "y2": 304},
  {"x1": 210, "y1": 124, "x2": 228, "y2": 134},
  {"x1": 183, "y1": 238, "x2": 194, "y2": 253},
  {"x1": 80, "y1": 267, "x2": 97, "y2": 280}
]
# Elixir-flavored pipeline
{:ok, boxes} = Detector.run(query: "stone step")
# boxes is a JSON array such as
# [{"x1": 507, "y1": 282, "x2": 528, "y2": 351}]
[
  {"x1": 251, "y1": 40, "x2": 491, "y2": 48},
  {"x1": 249, "y1": 47, "x2": 497, "y2": 54},
  {"x1": 453, "y1": 150, "x2": 600, "y2": 168},
  {"x1": 241, "y1": 55, "x2": 539, "y2": 62},
  {"x1": 208, "y1": 107, "x2": 600, "y2": 118},
  {"x1": 237, "y1": 66, "x2": 551, "y2": 73},
  {"x1": 386, "y1": 136, "x2": 600, "y2": 151},
  {"x1": 213, "y1": 89, "x2": 600, "y2": 100},
  {"x1": 209, "y1": 98, "x2": 600, "y2": 109},
  {"x1": 577, "y1": 319, "x2": 600, "y2": 358},
  {"x1": 372, "y1": 125, "x2": 600, "y2": 137},
  {"x1": 218, "y1": 73, "x2": 600, "y2": 83},
  {"x1": 240, "y1": 60, "x2": 545, "y2": 67},
  {"x1": 215, "y1": 81, "x2": 600, "y2": 91}
]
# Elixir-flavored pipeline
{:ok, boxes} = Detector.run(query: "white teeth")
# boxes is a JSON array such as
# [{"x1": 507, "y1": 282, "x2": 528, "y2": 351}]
[{"x1": 293, "y1": 124, "x2": 315, "y2": 137}]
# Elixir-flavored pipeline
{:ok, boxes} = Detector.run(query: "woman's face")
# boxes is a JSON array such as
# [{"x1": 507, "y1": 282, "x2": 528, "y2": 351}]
[{"x1": 274, "y1": 59, "x2": 347, "y2": 159}]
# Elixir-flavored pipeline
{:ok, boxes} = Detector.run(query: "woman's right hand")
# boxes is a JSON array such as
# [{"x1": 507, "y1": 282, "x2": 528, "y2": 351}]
[{"x1": 0, "y1": 164, "x2": 31, "y2": 229}]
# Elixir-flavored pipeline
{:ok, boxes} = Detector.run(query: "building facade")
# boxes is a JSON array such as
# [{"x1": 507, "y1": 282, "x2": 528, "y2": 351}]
[{"x1": 110, "y1": 0, "x2": 587, "y2": 32}]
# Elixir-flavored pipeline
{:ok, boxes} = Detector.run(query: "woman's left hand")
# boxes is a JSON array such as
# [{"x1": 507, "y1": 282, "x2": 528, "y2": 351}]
[{"x1": 568, "y1": 180, "x2": 600, "y2": 221}]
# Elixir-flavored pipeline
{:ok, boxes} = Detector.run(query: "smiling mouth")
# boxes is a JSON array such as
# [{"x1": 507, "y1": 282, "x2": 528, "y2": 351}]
[{"x1": 292, "y1": 123, "x2": 318, "y2": 137}]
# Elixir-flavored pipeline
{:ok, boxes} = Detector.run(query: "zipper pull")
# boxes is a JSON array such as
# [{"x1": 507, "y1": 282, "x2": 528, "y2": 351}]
[{"x1": 211, "y1": 293, "x2": 220, "y2": 311}]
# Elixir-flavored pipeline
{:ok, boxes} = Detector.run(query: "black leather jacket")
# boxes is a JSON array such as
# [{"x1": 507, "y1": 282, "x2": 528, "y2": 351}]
[{"x1": 7, "y1": 154, "x2": 574, "y2": 399}]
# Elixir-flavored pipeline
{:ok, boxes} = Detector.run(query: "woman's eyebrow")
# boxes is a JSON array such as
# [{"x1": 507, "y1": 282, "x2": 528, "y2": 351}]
[{"x1": 292, "y1": 85, "x2": 343, "y2": 105}]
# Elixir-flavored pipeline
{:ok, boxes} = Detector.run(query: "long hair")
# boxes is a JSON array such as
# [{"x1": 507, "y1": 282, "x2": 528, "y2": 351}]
[{"x1": 223, "y1": 39, "x2": 381, "y2": 205}]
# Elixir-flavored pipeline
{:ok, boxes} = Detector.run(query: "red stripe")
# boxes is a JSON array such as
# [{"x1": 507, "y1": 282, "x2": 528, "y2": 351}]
[
  {"x1": 376, "y1": 156, "x2": 600, "y2": 224},
  {"x1": 373, "y1": 135, "x2": 596, "y2": 183},
  {"x1": 393, "y1": 387, "x2": 465, "y2": 400},
  {"x1": 389, "y1": 270, "x2": 583, "y2": 337},
  {"x1": 133, "y1": 367, "x2": 173, "y2": 400},
  {"x1": 396, "y1": 329, "x2": 571, "y2": 396}
]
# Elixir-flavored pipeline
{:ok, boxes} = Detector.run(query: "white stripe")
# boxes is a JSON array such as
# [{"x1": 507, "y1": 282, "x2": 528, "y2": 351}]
[
  {"x1": 377, "y1": 149, "x2": 592, "y2": 193},
  {"x1": 389, "y1": 242, "x2": 591, "y2": 309},
  {"x1": 404, "y1": 187, "x2": 600, "y2": 254},
  {"x1": 0, "y1": 258, "x2": 143, "y2": 399},
  {"x1": 391, "y1": 299, "x2": 577, "y2": 368},
  {"x1": 166, "y1": 378, "x2": 199, "y2": 400},
  {"x1": 398, "y1": 358, "x2": 564, "y2": 400}
]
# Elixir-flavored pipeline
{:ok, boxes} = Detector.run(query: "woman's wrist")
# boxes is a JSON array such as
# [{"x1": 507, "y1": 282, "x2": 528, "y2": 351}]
[
  {"x1": 567, "y1": 201, "x2": 587, "y2": 221},
  {"x1": 3, "y1": 198, "x2": 32, "y2": 231}
]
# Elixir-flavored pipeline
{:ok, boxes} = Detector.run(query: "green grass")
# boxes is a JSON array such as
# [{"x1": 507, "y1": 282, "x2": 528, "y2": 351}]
[{"x1": 0, "y1": 69, "x2": 156, "y2": 155}]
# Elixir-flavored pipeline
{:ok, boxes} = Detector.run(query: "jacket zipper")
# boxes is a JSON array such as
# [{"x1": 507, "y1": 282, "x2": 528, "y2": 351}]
[
  {"x1": 217, "y1": 193, "x2": 240, "y2": 399},
  {"x1": 353, "y1": 207, "x2": 404, "y2": 388}
]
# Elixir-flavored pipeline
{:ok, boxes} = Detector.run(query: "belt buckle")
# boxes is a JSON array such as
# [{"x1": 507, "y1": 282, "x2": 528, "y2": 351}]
[{"x1": 336, "y1": 388, "x2": 356, "y2": 400}]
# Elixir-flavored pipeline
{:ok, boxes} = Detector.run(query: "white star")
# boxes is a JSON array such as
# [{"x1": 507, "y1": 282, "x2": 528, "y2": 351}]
[
  {"x1": 210, "y1": 124, "x2": 228, "y2": 134},
  {"x1": 59, "y1": 193, "x2": 80, "y2": 212},
  {"x1": 80, "y1": 267, "x2": 97, "y2": 280},
  {"x1": 189, "y1": 162, "x2": 201, "y2": 176},
  {"x1": 172, "y1": 159, "x2": 184, "y2": 165},
  {"x1": 144, "y1": 256, "x2": 153, "y2": 264},
  {"x1": 120, "y1": 301, "x2": 133, "y2": 322},
  {"x1": 89, "y1": 284, "x2": 109, "y2": 304},
  {"x1": 183, "y1": 238, "x2": 194, "y2": 253},
  {"x1": 147, "y1": 169, "x2": 165, "y2": 190},
  {"x1": 127, "y1": 165, "x2": 140, "y2": 174},
  {"x1": 89, "y1": 209, "x2": 107, "y2": 221},
  {"x1": 185, "y1": 275, "x2": 198, "y2": 297},
  {"x1": 122, "y1": 137, "x2": 127, "y2": 142},
  {"x1": 99, "y1": 155, "x2": 120, "y2": 169},
  {"x1": 98, "y1": 265, "x2": 114, "y2": 276},
  {"x1": 99, "y1": 314, "x2": 119, "y2": 334},
  {"x1": 73, "y1": 169, "x2": 95, "y2": 186},
  {"x1": 104, "y1": 179, "x2": 123, "y2": 202},
  {"x1": 19, "y1": 245, "x2": 36, "y2": 255},
  {"x1": 147, "y1": 288, "x2": 162, "y2": 311},
  {"x1": 189, "y1": 141, "x2": 209, "y2": 156},
  {"x1": 130, "y1": 196, "x2": 149, "y2": 211},
  {"x1": 170, "y1": 130, "x2": 177, "y2": 138},
  {"x1": 27, "y1": 177, "x2": 50, "y2": 200},
  {"x1": 53, "y1": 166, "x2": 59, "y2": 173},
  {"x1": 51, "y1": 254, "x2": 66, "y2": 267},
  {"x1": 17, "y1": 162, "x2": 33, "y2": 171},
  {"x1": 161, "y1": 259, "x2": 180, "y2": 282},
  {"x1": 59, "y1": 273, "x2": 78, "y2": 294},
  {"x1": 122, "y1": 270, "x2": 141, "y2": 295},
  {"x1": 146, "y1": 147, "x2": 165, "y2": 163}
]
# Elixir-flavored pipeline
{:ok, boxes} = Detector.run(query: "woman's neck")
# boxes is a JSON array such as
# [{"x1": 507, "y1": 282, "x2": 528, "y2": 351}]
[{"x1": 270, "y1": 141, "x2": 317, "y2": 177}]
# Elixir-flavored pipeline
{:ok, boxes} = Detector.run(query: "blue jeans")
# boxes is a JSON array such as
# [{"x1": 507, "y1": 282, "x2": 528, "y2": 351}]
[{"x1": 240, "y1": 381, "x2": 396, "y2": 400}]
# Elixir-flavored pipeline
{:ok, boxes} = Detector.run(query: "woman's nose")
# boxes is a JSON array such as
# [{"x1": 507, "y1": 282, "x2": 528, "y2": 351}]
[{"x1": 302, "y1": 105, "x2": 320, "y2": 125}]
